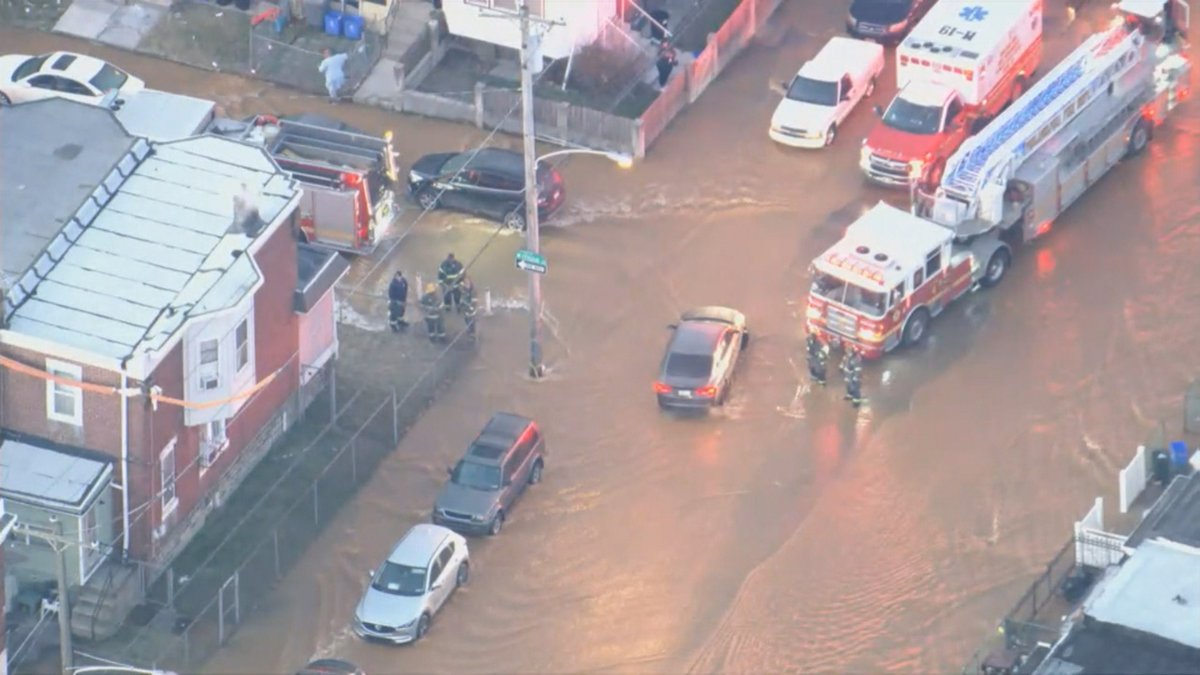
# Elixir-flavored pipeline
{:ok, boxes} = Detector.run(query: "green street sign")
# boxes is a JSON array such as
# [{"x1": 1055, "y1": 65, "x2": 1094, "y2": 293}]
[{"x1": 515, "y1": 248, "x2": 547, "y2": 274}]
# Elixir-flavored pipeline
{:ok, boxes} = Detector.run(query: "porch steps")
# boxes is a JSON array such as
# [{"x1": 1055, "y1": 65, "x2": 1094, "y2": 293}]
[{"x1": 70, "y1": 562, "x2": 142, "y2": 641}]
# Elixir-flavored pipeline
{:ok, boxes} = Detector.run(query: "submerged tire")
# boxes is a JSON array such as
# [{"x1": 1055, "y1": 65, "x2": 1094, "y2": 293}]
[
  {"x1": 902, "y1": 308, "x2": 931, "y2": 347},
  {"x1": 1127, "y1": 117, "x2": 1152, "y2": 156},
  {"x1": 980, "y1": 247, "x2": 1012, "y2": 288}
]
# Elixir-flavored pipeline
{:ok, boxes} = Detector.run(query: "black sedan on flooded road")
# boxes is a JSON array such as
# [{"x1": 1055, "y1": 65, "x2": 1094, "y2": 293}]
[{"x1": 654, "y1": 307, "x2": 750, "y2": 410}]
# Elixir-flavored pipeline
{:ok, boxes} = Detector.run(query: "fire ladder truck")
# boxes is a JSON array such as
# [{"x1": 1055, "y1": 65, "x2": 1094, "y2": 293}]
[{"x1": 805, "y1": 0, "x2": 1191, "y2": 359}]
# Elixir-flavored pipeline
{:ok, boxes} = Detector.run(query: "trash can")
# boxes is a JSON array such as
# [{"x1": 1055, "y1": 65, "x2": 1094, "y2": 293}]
[
  {"x1": 1152, "y1": 449, "x2": 1171, "y2": 484},
  {"x1": 323, "y1": 9, "x2": 343, "y2": 37},
  {"x1": 1170, "y1": 441, "x2": 1189, "y2": 467},
  {"x1": 342, "y1": 13, "x2": 364, "y2": 40}
]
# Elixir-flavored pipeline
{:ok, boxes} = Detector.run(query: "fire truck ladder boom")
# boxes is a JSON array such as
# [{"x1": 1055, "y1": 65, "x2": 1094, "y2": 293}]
[{"x1": 942, "y1": 25, "x2": 1141, "y2": 198}]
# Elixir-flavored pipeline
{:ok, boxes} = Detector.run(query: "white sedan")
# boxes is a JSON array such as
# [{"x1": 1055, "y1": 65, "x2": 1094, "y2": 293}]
[
  {"x1": 0, "y1": 52, "x2": 144, "y2": 107},
  {"x1": 769, "y1": 36, "x2": 885, "y2": 148}
]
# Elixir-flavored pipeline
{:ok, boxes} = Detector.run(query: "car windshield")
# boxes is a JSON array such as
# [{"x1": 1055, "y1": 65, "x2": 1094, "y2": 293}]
[
  {"x1": 13, "y1": 54, "x2": 50, "y2": 81},
  {"x1": 811, "y1": 271, "x2": 887, "y2": 317},
  {"x1": 371, "y1": 562, "x2": 427, "y2": 596},
  {"x1": 883, "y1": 97, "x2": 943, "y2": 135},
  {"x1": 452, "y1": 460, "x2": 502, "y2": 490},
  {"x1": 665, "y1": 353, "x2": 713, "y2": 378},
  {"x1": 440, "y1": 152, "x2": 473, "y2": 175},
  {"x1": 786, "y1": 76, "x2": 838, "y2": 106},
  {"x1": 88, "y1": 64, "x2": 127, "y2": 92}
]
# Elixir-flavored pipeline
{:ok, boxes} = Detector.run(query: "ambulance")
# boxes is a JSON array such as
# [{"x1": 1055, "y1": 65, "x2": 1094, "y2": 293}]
[{"x1": 860, "y1": 0, "x2": 1044, "y2": 187}]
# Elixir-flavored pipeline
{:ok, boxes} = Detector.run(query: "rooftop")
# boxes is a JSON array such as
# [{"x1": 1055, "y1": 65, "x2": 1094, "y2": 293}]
[
  {"x1": 1125, "y1": 471, "x2": 1200, "y2": 549},
  {"x1": 1082, "y1": 538, "x2": 1200, "y2": 649},
  {"x1": 818, "y1": 202, "x2": 953, "y2": 289},
  {"x1": 802, "y1": 37, "x2": 881, "y2": 81},
  {"x1": 1035, "y1": 616, "x2": 1200, "y2": 675},
  {"x1": 295, "y1": 243, "x2": 350, "y2": 313},
  {"x1": 0, "y1": 434, "x2": 113, "y2": 511},
  {"x1": 2, "y1": 99, "x2": 299, "y2": 367},
  {"x1": 906, "y1": 0, "x2": 1037, "y2": 58},
  {"x1": 0, "y1": 100, "x2": 137, "y2": 293},
  {"x1": 480, "y1": 412, "x2": 533, "y2": 442}
]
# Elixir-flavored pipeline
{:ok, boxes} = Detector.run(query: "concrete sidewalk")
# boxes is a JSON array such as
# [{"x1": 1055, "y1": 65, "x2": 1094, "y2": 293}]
[
  {"x1": 52, "y1": 0, "x2": 167, "y2": 49},
  {"x1": 353, "y1": 0, "x2": 437, "y2": 109}
]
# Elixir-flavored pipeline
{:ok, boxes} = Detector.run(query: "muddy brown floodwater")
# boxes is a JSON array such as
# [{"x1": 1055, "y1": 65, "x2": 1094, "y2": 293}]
[{"x1": 5, "y1": 0, "x2": 1200, "y2": 671}]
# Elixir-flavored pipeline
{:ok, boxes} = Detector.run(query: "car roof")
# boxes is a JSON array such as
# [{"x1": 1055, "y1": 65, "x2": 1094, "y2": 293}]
[
  {"x1": 465, "y1": 148, "x2": 525, "y2": 175},
  {"x1": 39, "y1": 52, "x2": 104, "y2": 81},
  {"x1": 799, "y1": 37, "x2": 878, "y2": 81},
  {"x1": 670, "y1": 321, "x2": 725, "y2": 354},
  {"x1": 465, "y1": 412, "x2": 534, "y2": 463},
  {"x1": 387, "y1": 524, "x2": 452, "y2": 567}
]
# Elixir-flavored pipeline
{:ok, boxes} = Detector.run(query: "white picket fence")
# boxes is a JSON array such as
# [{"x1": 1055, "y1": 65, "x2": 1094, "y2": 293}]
[
  {"x1": 1073, "y1": 497, "x2": 1128, "y2": 568},
  {"x1": 1118, "y1": 445, "x2": 1148, "y2": 514}
]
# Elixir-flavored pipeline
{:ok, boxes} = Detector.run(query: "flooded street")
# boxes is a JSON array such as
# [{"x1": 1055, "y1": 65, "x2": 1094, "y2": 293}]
[{"x1": 5, "y1": 0, "x2": 1200, "y2": 671}]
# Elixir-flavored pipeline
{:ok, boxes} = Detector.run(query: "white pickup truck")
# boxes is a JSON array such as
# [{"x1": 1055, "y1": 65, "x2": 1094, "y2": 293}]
[{"x1": 769, "y1": 36, "x2": 885, "y2": 148}]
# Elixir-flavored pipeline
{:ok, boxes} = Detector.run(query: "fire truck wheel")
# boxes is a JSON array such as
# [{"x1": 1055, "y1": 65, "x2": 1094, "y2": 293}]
[
  {"x1": 981, "y1": 248, "x2": 1012, "y2": 288},
  {"x1": 1127, "y1": 118, "x2": 1152, "y2": 156},
  {"x1": 1010, "y1": 76, "x2": 1028, "y2": 106},
  {"x1": 902, "y1": 308, "x2": 931, "y2": 347},
  {"x1": 416, "y1": 189, "x2": 440, "y2": 210}
]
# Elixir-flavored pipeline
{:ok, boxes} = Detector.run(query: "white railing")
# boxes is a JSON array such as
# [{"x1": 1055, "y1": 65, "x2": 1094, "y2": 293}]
[
  {"x1": 1074, "y1": 497, "x2": 1127, "y2": 568},
  {"x1": 1118, "y1": 445, "x2": 1149, "y2": 513}
]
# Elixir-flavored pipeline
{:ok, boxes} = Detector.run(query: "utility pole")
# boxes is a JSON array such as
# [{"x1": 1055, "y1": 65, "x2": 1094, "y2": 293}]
[
  {"x1": 519, "y1": 0, "x2": 544, "y2": 379},
  {"x1": 14, "y1": 518, "x2": 77, "y2": 675}
]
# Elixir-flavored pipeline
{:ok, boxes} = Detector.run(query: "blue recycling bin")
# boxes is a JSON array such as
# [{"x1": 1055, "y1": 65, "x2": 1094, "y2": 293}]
[
  {"x1": 323, "y1": 10, "x2": 343, "y2": 37},
  {"x1": 342, "y1": 14, "x2": 364, "y2": 40},
  {"x1": 1170, "y1": 441, "x2": 1189, "y2": 467}
]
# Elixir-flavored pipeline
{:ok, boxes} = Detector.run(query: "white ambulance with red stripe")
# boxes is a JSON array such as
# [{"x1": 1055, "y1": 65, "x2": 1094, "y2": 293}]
[{"x1": 860, "y1": 0, "x2": 1044, "y2": 187}]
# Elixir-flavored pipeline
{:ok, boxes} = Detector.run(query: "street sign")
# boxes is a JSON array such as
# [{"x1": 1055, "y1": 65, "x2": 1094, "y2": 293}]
[{"x1": 515, "y1": 248, "x2": 547, "y2": 275}]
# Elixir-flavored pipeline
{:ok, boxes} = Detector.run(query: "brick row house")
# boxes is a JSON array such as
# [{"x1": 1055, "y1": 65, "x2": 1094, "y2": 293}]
[{"x1": 0, "y1": 99, "x2": 348, "y2": 647}]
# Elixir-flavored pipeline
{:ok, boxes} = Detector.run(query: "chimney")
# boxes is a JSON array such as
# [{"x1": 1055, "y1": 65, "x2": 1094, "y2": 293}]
[{"x1": 230, "y1": 182, "x2": 265, "y2": 237}]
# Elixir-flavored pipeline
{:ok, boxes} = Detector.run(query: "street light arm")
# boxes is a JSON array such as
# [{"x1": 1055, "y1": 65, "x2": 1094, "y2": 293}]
[{"x1": 536, "y1": 148, "x2": 634, "y2": 168}]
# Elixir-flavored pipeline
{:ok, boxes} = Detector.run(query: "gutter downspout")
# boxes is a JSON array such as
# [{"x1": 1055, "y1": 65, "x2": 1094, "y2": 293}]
[{"x1": 119, "y1": 365, "x2": 131, "y2": 559}]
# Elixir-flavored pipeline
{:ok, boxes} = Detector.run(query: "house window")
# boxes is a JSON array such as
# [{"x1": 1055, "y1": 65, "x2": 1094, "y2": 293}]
[
  {"x1": 236, "y1": 319, "x2": 250, "y2": 372},
  {"x1": 200, "y1": 418, "x2": 229, "y2": 469},
  {"x1": 46, "y1": 359, "x2": 83, "y2": 425},
  {"x1": 161, "y1": 438, "x2": 178, "y2": 518},
  {"x1": 200, "y1": 338, "x2": 220, "y2": 390}
]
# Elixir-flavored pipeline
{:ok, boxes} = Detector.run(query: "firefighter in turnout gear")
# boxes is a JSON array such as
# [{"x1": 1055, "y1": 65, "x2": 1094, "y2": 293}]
[
  {"x1": 805, "y1": 333, "x2": 829, "y2": 386},
  {"x1": 841, "y1": 347, "x2": 864, "y2": 407},
  {"x1": 438, "y1": 252, "x2": 465, "y2": 312},
  {"x1": 387, "y1": 270, "x2": 408, "y2": 332},
  {"x1": 461, "y1": 275, "x2": 478, "y2": 339},
  {"x1": 420, "y1": 283, "x2": 446, "y2": 342}
]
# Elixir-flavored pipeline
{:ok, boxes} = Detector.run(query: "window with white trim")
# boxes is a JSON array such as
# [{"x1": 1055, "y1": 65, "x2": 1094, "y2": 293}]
[
  {"x1": 236, "y1": 319, "x2": 250, "y2": 372},
  {"x1": 46, "y1": 359, "x2": 83, "y2": 425},
  {"x1": 200, "y1": 338, "x2": 220, "y2": 390},
  {"x1": 199, "y1": 418, "x2": 229, "y2": 469},
  {"x1": 161, "y1": 438, "x2": 178, "y2": 518}
]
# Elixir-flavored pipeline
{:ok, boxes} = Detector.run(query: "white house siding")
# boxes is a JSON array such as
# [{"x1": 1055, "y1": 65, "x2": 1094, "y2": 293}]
[
  {"x1": 299, "y1": 288, "x2": 337, "y2": 386},
  {"x1": 443, "y1": 0, "x2": 618, "y2": 61}
]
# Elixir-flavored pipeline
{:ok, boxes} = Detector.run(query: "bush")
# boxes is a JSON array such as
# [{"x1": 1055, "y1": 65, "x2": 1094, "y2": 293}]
[{"x1": 566, "y1": 43, "x2": 641, "y2": 100}]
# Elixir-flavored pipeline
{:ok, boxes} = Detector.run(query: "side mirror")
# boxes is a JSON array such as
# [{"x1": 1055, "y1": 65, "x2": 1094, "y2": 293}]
[
  {"x1": 872, "y1": 104, "x2": 883, "y2": 117},
  {"x1": 431, "y1": 581, "x2": 443, "y2": 591},
  {"x1": 770, "y1": 80, "x2": 787, "y2": 96}
]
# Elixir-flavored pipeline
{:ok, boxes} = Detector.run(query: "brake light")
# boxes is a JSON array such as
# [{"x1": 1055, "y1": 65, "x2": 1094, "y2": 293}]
[
  {"x1": 696, "y1": 385, "x2": 717, "y2": 398},
  {"x1": 653, "y1": 382, "x2": 671, "y2": 394}
]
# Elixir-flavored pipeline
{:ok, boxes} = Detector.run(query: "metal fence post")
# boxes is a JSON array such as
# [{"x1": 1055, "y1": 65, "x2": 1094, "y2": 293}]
[
  {"x1": 313, "y1": 481, "x2": 320, "y2": 525},
  {"x1": 218, "y1": 584, "x2": 225, "y2": 645},
  {"x1": 351, "y1": 436, "x2": 358, "y2": 483},
  {"x1": 391, "y1": 387, "x2": 399, "y2": 446},
  {"x1": 474, "y1": 82, "x2": 485, "y2": 128},
  {"x1": 273, "y1": 530, "x2": 281, "y2": 579},
  {"x1": 167, "y1": 567, "x2": 175, "y2": 608},
  {"x1": 233, "y1": 570, "x2": 241, "y2": 625}
]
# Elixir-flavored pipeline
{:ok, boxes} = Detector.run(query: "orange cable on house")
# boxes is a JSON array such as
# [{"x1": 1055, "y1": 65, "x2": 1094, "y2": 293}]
[{"x1": 0, "y1": 354, "x2": 288, "y2": 410}]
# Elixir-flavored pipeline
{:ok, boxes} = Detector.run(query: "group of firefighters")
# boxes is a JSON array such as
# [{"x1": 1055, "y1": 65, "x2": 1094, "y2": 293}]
[
  {"x1": 387, "y1": 253, "x2": 479, "y2": 342},
  {"x1": 805, "y1": 334, "x2": 865, "y2": 407}
]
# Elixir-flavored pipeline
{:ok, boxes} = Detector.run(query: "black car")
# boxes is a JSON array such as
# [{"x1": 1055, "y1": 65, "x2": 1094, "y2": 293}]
[
  {"x1": 846, "y1": 0, "x2": 935, "y2": 43},
  {"x1": 654, "y1": 307, "x2": 750, "y2": 410},
  {"x1": 407, "y1": 148, "x2": 565, "y2": 230}
]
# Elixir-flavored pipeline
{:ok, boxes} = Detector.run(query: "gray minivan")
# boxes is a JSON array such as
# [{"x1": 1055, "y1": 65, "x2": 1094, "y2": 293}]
[{"x1": 432, "y1": 412, "x2": 545, "y2": 536}]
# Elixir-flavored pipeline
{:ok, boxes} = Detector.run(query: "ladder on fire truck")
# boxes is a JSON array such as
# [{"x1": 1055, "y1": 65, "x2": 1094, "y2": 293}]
[{"x1": 940, "y1": 23, "x2": 1144, "y2": 200}]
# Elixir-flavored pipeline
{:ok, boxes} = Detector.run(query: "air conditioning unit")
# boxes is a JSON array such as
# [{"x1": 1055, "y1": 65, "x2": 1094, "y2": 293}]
[
  {"x1": 200, "y1": 442, "x2": 220, "y2": 468},
  {"x1": 201, "y1": 375, "x2": 219, "y2": 391}
]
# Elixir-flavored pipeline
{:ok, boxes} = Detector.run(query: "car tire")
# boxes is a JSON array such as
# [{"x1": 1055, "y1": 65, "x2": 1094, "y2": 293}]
[
  {"x1": 825, "y1": 124, "x2": 837, "y2": 147},
  {"x1": 716, "y1": 382, "x2": 730, "y2": 406},
  {"x1": 488, "y1": 511, "x2": 505, "y2": 536},
  {"x1": 1127, "y1": 117, "x2": 1152, "y2": 156},
  {"x1": 503, "y1": 209, "x2": 526, "y2": 231},
  {"x1": 902, "y1": 307, "x2": 931, "y2": 347},
  {"x1": 456, "y1": 561, "x2": 470, "y2": 587},
  {"x1": 980, "y1": 247, "x2": 1011, "y2": 288},
  {"x1": 416, "y1": 189, "x2": 439, "y2": 210},
  {"x1": 414, "y1": 612, "x2": 431, "y2": 641},
  {"x1": 0, "y1": 93, "x2": 10, "y2": 106},
  {"x1": 528, "y1": 460, "x2": 544, "y2": 485},
  {"x1": 740, "y1": 331, "x2": 750, "y2": 349}
]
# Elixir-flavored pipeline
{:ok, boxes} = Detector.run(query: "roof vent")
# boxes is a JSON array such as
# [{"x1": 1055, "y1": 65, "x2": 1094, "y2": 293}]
[
  {"x1": 874, "y1": 253, "x2": 889, "y2": 262},
  {"x1": 230, "y1": 183, "x2": 265, "y2": 237},
  {"x1": 855, "y1": 245, "x2": 870, "y2": 255}
]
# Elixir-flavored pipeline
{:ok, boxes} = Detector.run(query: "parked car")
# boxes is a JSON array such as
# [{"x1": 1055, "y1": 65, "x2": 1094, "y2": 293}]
[
  {"x1": 654, "y1": 307, "x2": 750, "y2": 410},
  {"x1": 433, "y1": 412, "x2": 545, "y2": 536},
  {"x1": 770, "y1": 36, "x2": 885, "y2": 148},
  {"x1": 353, "y1": 524, "x2": 470, "y2": 644},
  {"x1": 297, "y1": 659, "x2": 366, "y2": 675},
  {"x1": 845, "y1": 0, "x2": 936, "y2": 43},
  {"x1": 0, "y1": 52, "x2": 144, "y2": 106},
  {"x1": 407, "y1": 147, "x2": 565, "y2": 230}
]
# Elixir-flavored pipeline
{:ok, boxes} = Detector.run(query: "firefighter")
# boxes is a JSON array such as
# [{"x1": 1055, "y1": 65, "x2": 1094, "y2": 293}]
[
  {"x1": 841, "y1": 347, "x2": 865, "y2": 407},
  {"x1": 387, "y1": 270, "x2": 408, "y2": 332},
  {"x1": 438, "y1": 252, "x2": 465, "y2": 312},
  {"x1": 805, "y1": 334, "x2": 829, "y2": 386},
  {"x1": 461, "y1": 276, "x2": 479, "y2": 339},
  {"x1": 420, "y1": 283, "x2": 446, "y2": 342}
]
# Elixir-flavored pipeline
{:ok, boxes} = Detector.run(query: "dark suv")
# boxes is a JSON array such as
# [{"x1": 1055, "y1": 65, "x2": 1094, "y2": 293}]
[
  {"x1": 846, "y1": 0, "x2": 934, "y2": 43},
  {"x1": 432, "y1": 413, "x2": 546, "y2": 536},
  {"x1": 407, "y1": 148, "x2": 565, "y2": 231}
]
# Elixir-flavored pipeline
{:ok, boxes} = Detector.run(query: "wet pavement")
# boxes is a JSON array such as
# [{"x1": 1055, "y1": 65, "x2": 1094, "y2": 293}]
[{"x1": 4, "y1": 0, "x2": 1200, "y2": 671}]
